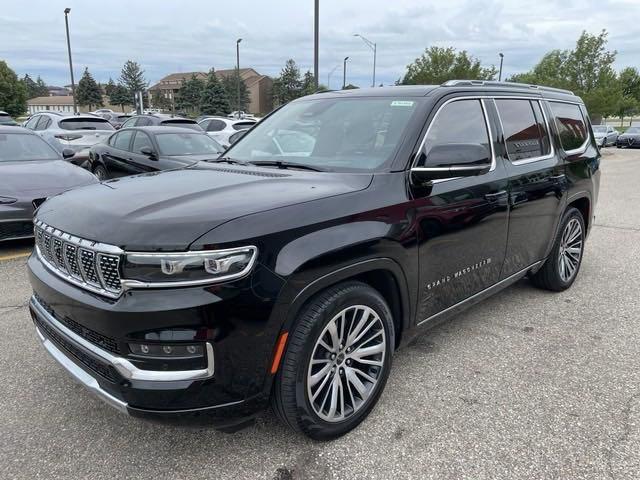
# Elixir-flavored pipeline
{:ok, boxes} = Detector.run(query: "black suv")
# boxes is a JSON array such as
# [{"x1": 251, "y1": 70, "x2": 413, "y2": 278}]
[{"x1": 28, "y1": 81, "x2": 600, "y2": 439}]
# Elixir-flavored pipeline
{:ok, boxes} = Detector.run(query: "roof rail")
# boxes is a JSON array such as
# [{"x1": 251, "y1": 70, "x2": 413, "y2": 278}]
[{"x1": 441, "y1": 80, "x2": 574, "y2": 96}]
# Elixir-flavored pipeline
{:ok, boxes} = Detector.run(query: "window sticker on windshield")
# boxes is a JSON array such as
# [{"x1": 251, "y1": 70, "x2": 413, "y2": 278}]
[{"x1": 391, "y1": 100, "x2": 415, "y2": 107}]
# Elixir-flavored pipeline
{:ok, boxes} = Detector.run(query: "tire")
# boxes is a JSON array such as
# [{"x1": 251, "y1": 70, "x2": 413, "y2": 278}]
[
  {"x1": 530, "y1": 207, "x2": 585, "y2": 292},
  {"x1": 271, "y1": 281, "x2": 395, "y2": 440},
  {"x1": 93, "y1": 164, "x2": 108, "y2": 181}
]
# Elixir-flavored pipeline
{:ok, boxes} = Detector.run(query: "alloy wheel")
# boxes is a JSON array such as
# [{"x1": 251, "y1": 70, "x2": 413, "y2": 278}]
[
  {"x1": 306, "y1": 305, "x2": 387, "y2": 423},
  {"x1": 558, "y1": 218, "x2": 583, "y2": 282}
]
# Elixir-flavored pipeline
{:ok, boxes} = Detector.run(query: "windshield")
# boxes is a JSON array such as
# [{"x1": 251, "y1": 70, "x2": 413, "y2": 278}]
[
  {"x1": 592, "y1": 126, "x2": 607, "y2": 133},
  {"x1": 625, "y1": 127, "x2": 640, "y2": 134},
  {"x1": 0, "y1": 133, "x2": 60, "y2": 161},
  {"x1": 226, "y1": 97, "x2": 422, "y2": 172},
  {"x1": 155, "y1": 133, "x2": 224, "y2": 156},
  {"x1": 59, "y1": 118, "x2": 115, "y2": 131}
]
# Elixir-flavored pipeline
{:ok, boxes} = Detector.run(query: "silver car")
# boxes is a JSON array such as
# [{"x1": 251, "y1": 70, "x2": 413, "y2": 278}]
[
  {"x1": 23, "y1": 112, "x2": 115, "y2": 163},
  {"x1": 592, "y1": 125, "x2": 618, "y2": 147}
]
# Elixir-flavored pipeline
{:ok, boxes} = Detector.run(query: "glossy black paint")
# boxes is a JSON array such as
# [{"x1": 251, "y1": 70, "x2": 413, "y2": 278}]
[
  {"x1": 88, "y1": 127, "x2": 222, "y2": 179},
  {"x1": 28, "y1": 84, "x2": 600, "y2": 423}
]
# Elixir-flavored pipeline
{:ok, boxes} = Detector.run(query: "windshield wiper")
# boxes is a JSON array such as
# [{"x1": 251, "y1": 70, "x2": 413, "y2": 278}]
[
  {"x1": 209, "y1": 156, "x2": 250, "y2": 166},
  {"x1": 250, "y1": 160, "x2": 327, "y2": 172}
]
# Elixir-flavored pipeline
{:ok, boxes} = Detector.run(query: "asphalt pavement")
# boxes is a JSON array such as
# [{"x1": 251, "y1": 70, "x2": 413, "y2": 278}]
[{"x1": 0, "y1": 148, "x2": 638, "y2": 479}]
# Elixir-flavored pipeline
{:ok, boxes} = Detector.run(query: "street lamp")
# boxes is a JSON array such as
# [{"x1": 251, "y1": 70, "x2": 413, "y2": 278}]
[
  {"x1": 327, "y1": 64, "x2": 339, "y2": 90},
  {"x1": 354, "y1": 34, "x2": 376, "y2": 87},
  {"x1": 313, "y1": 0, "x2": 319, "y2": 89},
  {"x1": 63, "y1": 8, "x2": 77, "y2": 114},
  {"x1": 498, "y1": 53, "x2": 504, "y2": 82},
  {"x1": 343, "y1": 56, "x2": 349, "y2": 89},
  {"x1": 236, "y1": 38, "x2": 242, "y2": 117}
]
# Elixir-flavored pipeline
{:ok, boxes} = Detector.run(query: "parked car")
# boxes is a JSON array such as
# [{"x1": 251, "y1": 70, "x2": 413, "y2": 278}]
[
  {"x1": 27, "y1": 81, "x2": 599, "y2": 440},
  {"x1": 100, "y1": 112, "x2": 132, "y2": 129},
  {"x1": 91, "y1": 108, "x2": 115, "y2": 115},
  {"x1": 120, "y1": 114, "x2": 203, "y2": 131},
  {"x1": 23, "y1": 112, "x2": 115, "y2": 166},
  {"x1": 592, "y1": 124, "x2": 618, "y2": 147},
  {"x1": 0, "y1": 111, "x2": 18, "y2": 126},
  {"x1": 616, "y1": 126, "x2": 640, "y2": 148},
  {"x1": 0, "y1": 126, "x2": 97, "y2": 242},
  {"x1": 228, "y1": 111, "x2": 257, "y2": 120},
  {"x1": 198, "y1": 116, "x2": 256, "y2": 147},
  {"x1": 88, "y1": 127, "x2": 224, "y2": 180}
]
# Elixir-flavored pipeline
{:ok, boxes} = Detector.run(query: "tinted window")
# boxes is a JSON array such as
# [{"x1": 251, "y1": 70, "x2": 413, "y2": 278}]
[
  {"x1": 161, "y1": 120, "x2": 203, "y2": 131},
  {"x1": 206, "y1": 119, "x2": 226, "y2": 132},
  {"x1": 550, "y1": 102, "x2": 587, "y2": 151},
  {"x1": 0, "y1": 133, "x2": 60, "y2": 161},
  {"x1": 420, "y1": 99, "x2": 490, "y2": 166},
  {"x1": 231, "y1": 121, "x2": 256, "y2": 131},
  {"x1": 113, "y1": 130, "x2": 134, "y2": 151},
  {"x1": 228, "y1": 97, "x2": 421, "y2": 172},
  {"x1": 495, "y1": 99, "x2": 550, "y2": 161},
  {"x1": 59, "y1": 118, "x2": 114, "y2": 131},
  {"x1": 131, "y1": 132, "x2": 153, "y2": 154},
  {"x1": 155, "y1": 133, "x2": 224, "y2": 155},
  {"x1": 135, "y1": 117, "x2": 152, "y2": 127}
]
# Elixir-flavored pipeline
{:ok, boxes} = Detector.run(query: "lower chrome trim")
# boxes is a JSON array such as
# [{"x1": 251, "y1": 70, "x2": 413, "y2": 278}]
[
  {"x1": 417, "y1": 261, "x2": 542, "y2": 326},
  {"x1": 35, "y1": 326, "x2": 129, "y2": 414},
  {"x1": 30, "y1": 295, "x2": 215, "y2": 382}
]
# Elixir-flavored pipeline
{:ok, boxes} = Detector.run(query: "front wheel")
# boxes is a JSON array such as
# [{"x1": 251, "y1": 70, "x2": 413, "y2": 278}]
[
  {"x1": 271, "y1": 281, "x2": 394, "y2": 440},
  {"x1": 93, "y1": 164, "x2": 108, "y2": 181},
  {"x1": 530, "y1": 208, "x2": 585, "y2": 291}
]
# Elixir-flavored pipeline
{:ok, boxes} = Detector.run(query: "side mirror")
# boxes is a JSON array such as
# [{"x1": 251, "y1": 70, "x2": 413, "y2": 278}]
[
  {"x1": 140, "y1": 146, "x2": 157, "y2": 159},
  {"x1": 411, "y1": 143, "x2": 491, "y2": 182},
  {"x1": 61, "y1": 148, "x2": 76, "y2": 159}
]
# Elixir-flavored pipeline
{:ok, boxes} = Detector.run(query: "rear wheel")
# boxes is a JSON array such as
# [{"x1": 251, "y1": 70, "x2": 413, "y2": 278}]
[
  {"x1": 271, "y1": 281, "x2": 394, "y2": 440},
  {"x1": 530, "y1": 208, "x2": 585, "y2": 291}
]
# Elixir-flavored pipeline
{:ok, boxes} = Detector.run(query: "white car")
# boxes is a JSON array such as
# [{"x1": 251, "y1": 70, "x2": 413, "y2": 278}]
[{"x1": 198, "y1": 116, "x2": 257, "y2": 147}]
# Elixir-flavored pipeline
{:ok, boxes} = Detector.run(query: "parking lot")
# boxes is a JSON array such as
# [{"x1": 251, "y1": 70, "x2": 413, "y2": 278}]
[{"x1": 0, "y1": 148, "x2": 638, "y2": 479}]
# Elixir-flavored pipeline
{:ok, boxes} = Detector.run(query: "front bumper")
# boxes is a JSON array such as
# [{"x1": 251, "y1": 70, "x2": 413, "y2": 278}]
[{"x1": 28, "y1": 252, "x2": 285, "y2": 420}]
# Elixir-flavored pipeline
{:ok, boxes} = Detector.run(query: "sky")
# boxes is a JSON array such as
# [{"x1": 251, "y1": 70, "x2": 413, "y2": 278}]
[{"x1": 1, "y1": 0, "x2": 639, "y2": 90}]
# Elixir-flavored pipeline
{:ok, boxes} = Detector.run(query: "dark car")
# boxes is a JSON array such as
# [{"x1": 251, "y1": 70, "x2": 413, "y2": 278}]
[
  {"x1": 0, "y1": 110, "x2": 19, "y2": 126},
  {"x1": 616, "y1": 126, "x2": 640, "y2": 148},
  {"x1": 88, "y1": 127, "x2": 225, "y2": 180},
  {"x1": 27, "y1": 81, "x2": 599, "y2": 439},
  {"x1": 101, "y1": 112, "x2": 132, "y2": 129},
  {"x1": 120, "y1": 114, "x2": 203, "y2": 131},
  {"x1": 0, "y1": 126, "x2": 98, "y2": 241}
]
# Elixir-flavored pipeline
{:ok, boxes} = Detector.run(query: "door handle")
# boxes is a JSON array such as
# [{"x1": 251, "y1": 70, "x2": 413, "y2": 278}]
[
  {"x1": 484, "y1": 190, "x2": 507, "y2": 200},
  {"x1": 549, "y1": 174, "x2": 566, "y2": 181}
]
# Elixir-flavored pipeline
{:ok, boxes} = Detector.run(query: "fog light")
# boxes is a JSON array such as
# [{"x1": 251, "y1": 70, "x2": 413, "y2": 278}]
[{"x1": 128, "y1": 343, "x2": 204, "y2": 358}]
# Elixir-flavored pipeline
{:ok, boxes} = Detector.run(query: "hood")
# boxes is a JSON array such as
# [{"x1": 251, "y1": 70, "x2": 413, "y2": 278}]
[
  {"x1": 0, "y1": 160, "x2": 98, "y2": 198},
  {"x1": 161, "y1": 154, "x2": 223, "y2": 164},
  {"x1": 35, "y1": 163, "x2": 373, "y2": 251}
]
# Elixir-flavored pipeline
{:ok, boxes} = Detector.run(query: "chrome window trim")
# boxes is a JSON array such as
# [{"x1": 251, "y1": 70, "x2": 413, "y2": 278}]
[
  {"x1": 30, "y1": 295, "x2": 215, "y2": 382},
  {"x1": 492, "y1": 98, "x2": 556, "y2": 165}
]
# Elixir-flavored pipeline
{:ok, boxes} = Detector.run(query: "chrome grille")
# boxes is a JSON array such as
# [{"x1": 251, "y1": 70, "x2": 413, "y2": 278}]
[{"x1": 34, "y1": 220, "x2": 123, "y2": 298}]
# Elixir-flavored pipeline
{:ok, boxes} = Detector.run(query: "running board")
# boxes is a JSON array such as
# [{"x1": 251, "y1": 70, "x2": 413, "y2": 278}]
[{"x1": 417, "y1": 262, "x2": 542, "y2": 327}]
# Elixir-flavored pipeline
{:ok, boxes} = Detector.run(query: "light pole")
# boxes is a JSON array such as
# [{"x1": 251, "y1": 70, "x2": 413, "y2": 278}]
[
  {"x1": 343, "y1": 56, "x2": 349, "y2": 89},
  {"x1": 236, "y1": 38, "x2": 242, "y2": 117},
  {"x1": 327, "y1": 65, "x2": 339, "y2": 90},
  {"x1": 313, "y1": 0, "x2": 319, "y2": 89},
  {"x1": 64, "y1": 8, "x2": 77, "y2": 114},
  {"x1": 354, "y1": 34, "x2": 376, "y2": 87},
  {"x1": 498, "y1": 53, "x2": 504, "y2": 82}
]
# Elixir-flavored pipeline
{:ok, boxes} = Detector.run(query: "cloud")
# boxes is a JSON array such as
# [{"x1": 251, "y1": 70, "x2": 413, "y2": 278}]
[{"x1": 0, "y1": 0, "x2": 638, "y2": 88}]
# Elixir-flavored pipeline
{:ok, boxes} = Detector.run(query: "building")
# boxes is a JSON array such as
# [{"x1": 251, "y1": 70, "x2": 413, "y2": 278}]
[
  {"x1": 149, "y1": 68, "x2": 273, "y2": 115},
  {"x1": 27, "y1": 96, "x2": 124, "y2": 114}
]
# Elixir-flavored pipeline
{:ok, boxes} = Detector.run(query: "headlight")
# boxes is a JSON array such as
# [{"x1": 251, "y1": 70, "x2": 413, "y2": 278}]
[{"x1": 121, "y1": 246, "x2": 257, "y2": 287}]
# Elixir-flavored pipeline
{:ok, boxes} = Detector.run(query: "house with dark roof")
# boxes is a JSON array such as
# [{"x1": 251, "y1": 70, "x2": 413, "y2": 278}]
[{"x1": 149, "y1": 68, "x2": 273, "y2": 115}]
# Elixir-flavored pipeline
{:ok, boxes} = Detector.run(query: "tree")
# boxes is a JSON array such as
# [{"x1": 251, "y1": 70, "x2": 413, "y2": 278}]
[
  {"x1": 614, "y1": 95, "x2": 639, "y2": 127},
  {"x1": 75, "y1": 67, "x2": 103, "y2": 110},
  {"x1": 175, "y1": 74, "x2": 205, "y2": 113},
  {"x1": 201, "y1": 69, "x2": 231, "y2": 116},
  {"x1": 119, "y1": 60, "x2": 147, "y2": 97},
  {"x1": 221, "y1": 73, "x2": 249, "y2": 112},
  {"x1": 0, "y1": 61, "x2": 28, "y2": 117},
  {"x1": 109, "y1": 84, "x2": 131, "y2": 112},
  {"x1": 104, "y1": 78, "x2": 117, "y2": 97},
  {"x1": 35, "y1": 76, "x2": 48, "y2": 96},
  {"x1": 21, "y1": 74, "x2": 39, "y2": 98},
  {"x1": 619, "y1": 67, "x2": 640, "y2": 103},
  {"x1": 400, "y1": 46, "x2": 497, "y2": 85},
  {"x1": 272, "y1": 59, "x2": 303, "y2": 106},
  {"x1": 300, "y1": 70, "x2": 317, "y2": 96},
  {"x1": 151, "y1": 90, "x2": 172, "y2": 111}
]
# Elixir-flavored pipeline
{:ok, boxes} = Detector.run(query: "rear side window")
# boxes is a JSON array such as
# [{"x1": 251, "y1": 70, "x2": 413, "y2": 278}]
[
  {"x1": 112, "y1": 130, "x2": 134, "y2": 151},
  {"x1": 550, "y1": 102, "x2": 588, "y2": 151},
  {"x1": 495, "y1": 99, "x2": 550, "y2": 161},
  {"x1": 25, "y1": 116, "x2": 40, "y2": 129},
  {"x1": 420, "y1": 99, "x2": 490, "y2": 166},
  {"x1": 59, "y1": 119, "x2": 115, "y2": 131},
  {"x1": 35, "y1": 116, "x2": 51, "y2": 131},
  {"x1": 206, "y1": 119, "x2": 226, "y2": 132}
]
